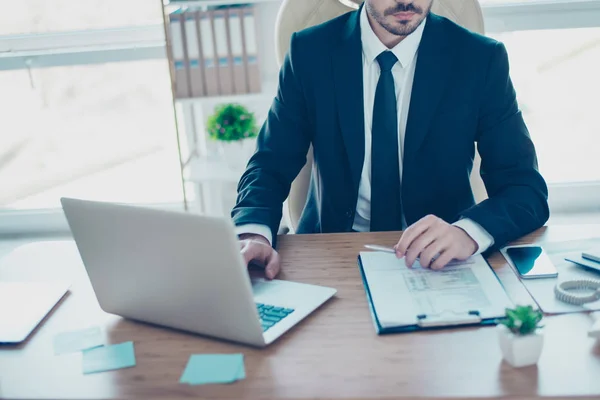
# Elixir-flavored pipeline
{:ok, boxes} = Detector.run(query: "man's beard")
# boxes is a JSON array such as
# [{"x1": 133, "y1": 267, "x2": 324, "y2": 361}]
[{"x1": 366, "y1": 2, "x2": 432, "y2": 37}]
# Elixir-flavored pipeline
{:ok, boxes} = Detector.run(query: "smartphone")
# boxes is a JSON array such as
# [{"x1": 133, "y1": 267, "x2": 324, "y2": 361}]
[{"x1": 506, "y1": 246, "x2": 558, "y2": 279}]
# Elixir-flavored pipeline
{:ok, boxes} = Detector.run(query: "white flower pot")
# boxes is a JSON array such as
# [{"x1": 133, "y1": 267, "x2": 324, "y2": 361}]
[
  {"x1": 217, "y1": 139, "x2": 255, "y2": 170},
  {"x1": 497, "y1": 324, "x2": 544, "y2": 368}
]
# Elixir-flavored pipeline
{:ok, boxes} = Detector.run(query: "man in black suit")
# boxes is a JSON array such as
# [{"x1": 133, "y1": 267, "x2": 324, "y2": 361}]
[{"x1": 232, "y1": 0, "x2": 549, "y2": 277}]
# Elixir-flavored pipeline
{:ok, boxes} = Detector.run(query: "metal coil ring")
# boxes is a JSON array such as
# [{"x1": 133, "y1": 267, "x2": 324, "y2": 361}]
[{"x1": 554, "y1": 279, "x2": 600, "y2": 305}]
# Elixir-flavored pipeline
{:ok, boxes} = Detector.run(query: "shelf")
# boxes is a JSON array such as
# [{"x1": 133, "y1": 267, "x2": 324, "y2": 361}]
[
  {"x1": 174, "y1": 78, "x2": 278, "y2": 105},
  {"x1": 164, "y1": 0, "x2": 281, "y2": 8},
  {"x1": 187, "y1": 157, "x2": 244, "y2": 183},
  {"x1": 175, "y1": 89, "x2": 272, "y2": 105}
]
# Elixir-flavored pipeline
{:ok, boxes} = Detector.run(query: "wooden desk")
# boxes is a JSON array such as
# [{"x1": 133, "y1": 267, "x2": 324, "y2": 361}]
[{"x1": 2, "y1": 226, "x2": 600, "y2": 399}]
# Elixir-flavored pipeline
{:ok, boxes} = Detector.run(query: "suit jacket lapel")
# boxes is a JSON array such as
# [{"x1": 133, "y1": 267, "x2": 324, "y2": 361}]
[
  {"x1": 404, "y1": 14, "x2": 453, "y2": 164},
  {"x1": 332, "y1": 9, "x2": 364, "y2": 197}
]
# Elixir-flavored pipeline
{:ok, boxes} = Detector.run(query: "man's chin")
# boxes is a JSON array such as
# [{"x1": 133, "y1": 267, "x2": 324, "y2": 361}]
[{"x1": 387, "y1": 21, "x2": 421, "y2": 36}]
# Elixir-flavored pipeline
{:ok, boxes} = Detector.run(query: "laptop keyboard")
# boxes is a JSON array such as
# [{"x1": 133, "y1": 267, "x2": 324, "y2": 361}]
[{"x1": 256, "y1": 303, "x2": 295, "y2": 332}]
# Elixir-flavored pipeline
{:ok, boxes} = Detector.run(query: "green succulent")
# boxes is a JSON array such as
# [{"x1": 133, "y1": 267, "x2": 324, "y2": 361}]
[
  {"x1": 207, "y1": 103, "x2": 258, "y2": 142},
  {"x1": 498, "y1": 305, "x2": 543, "y2": 336}
]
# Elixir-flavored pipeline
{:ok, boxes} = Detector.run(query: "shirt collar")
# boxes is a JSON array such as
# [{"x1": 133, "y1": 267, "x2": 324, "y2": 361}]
[{"x1": 359, "y1": 5, "x2": 426, "y2": 68}]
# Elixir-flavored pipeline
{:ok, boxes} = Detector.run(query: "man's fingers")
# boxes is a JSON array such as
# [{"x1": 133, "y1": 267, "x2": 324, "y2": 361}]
[
  {"x1": 431, "y1": 249, "x2": 457, "y2": 270},
  {"x1": 404, "y1": 231, "x2": 438, "y2": 267},
  {"x1": 395, "y1": 216, "x2": 437, "y2": 257},
  {"x1": 396, "y1": 225, "x2": 427, "y2": 258},
  {"x1": 264, "y1": 252, "x2": 281, "y2": 280},
  {"x1": 240, "y1": 240, "x2": 281, "y2": 279},
  {"x1": 241, "y1": 241, "x2": 269, "y2": 267},
  {"x1": 404, "y1": 246, "x2": 421, "y2": 269},
  {"x1": 420, "y1": 237, "x2": 452, "y2": 268}
]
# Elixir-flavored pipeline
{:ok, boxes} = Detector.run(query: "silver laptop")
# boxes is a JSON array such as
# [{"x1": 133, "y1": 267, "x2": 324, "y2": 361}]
[{"x1": 60, "y1": 198, "x2": 336, "y2": 347}]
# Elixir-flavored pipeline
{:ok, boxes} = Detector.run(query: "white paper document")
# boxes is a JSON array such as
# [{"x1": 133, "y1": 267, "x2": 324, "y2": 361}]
[{"x1": 359, "y1": 252, "x2": 513, "y2": 329}]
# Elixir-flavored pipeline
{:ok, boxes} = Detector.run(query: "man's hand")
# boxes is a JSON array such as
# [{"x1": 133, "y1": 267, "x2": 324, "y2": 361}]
[
  {"x1": 394, "y1": 215, "x2": 478, "y2": 270},
  {"x1": 239, "y1": 234, "x2": 281, "y2": 279}
]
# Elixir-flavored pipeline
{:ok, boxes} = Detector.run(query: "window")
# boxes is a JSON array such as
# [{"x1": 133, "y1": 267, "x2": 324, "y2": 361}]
[
  {"x1": 0, "y1": 0, "x2": 162, "y2": 35},
  {"x1": 481, "y1": 0, "x2": 600, "y2": 212},
  {"x1": 0, "y1": 0, "x2": 185, "y2": 234},
  {"x1": 0, "y1": 60, "x2": 182, "y2": 210},
  {"x1": 489, "y1": 27, "x2": 600, "y2": 184}
]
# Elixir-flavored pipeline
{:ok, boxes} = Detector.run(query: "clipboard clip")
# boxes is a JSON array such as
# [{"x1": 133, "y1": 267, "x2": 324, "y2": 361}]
[{"x1": 417, "y1": 310, "x2": 481, "y2": 328}]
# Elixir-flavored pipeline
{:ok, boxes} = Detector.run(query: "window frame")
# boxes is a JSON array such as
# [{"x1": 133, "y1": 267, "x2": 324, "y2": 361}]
[
  {"x1": 483, "y1": 0, "x2": 600, "y2": 32},
  {"x1": 0, "y1": 203, "x2": 194, "y2": 237},
  {"x1": 0, "y1": 25, "x2": 166, "y2": 70},
  {"x1": 1, "y1": 0, "x2": 599, "y2": 235}
]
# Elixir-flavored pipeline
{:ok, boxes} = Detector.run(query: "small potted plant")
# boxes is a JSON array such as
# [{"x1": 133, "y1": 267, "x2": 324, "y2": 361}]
[
  {"x1": 207, "y1": 103, "x2": 258, "y2": 169},
  {"x1": 496, "y1": 305, "x2": 544, "y2": 368}
]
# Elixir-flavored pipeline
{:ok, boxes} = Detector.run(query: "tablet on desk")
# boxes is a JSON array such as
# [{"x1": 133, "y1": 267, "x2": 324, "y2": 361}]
[
  {"x1": 582, "y1": 248, "x2": 600, "y2": 265},
  {"x1": 0, "y1": 282, "x2": 69, "y2": 344},
  {"x1": 565, "y1": 254, "x2": 600, "y2": 274}
]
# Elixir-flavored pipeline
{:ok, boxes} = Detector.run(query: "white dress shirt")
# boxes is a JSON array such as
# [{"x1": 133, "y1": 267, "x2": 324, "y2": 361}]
[{"x1": 237, "y1": 7, "x2": 494, "y2": 255}]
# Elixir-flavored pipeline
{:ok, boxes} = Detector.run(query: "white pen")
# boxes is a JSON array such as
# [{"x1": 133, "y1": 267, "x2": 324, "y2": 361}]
[
  {"x1": 364, "y1": 245, "x2": 412, "y2": 261},
  {"x1": 364, "y1": 244, "x2": 397, "y2": 254}
]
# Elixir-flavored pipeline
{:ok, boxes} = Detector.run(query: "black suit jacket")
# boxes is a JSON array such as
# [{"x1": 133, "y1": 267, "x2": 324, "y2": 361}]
[{"x1": 232, "y1": 9, "x2": 549, "y2": 250}]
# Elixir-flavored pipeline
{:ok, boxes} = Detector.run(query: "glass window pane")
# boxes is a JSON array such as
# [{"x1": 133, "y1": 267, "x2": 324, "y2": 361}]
[
  {"x1": 0, "y1": 59, "x2": 183, "y2": 210},
  {"x1": 490, "y1": 27, "x2": 600, "y2": 184},
  {"x1": 1, "y1": 0, "x2": 162, "y2": 35}
]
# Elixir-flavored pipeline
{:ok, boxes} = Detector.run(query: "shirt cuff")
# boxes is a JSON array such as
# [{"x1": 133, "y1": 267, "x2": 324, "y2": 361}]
[
  {"x1": 234, "y1": 224, "x2": 273, "y2": 246},
  {"x1": 453, "y1": 218, "x2": 495, "y2": 256}
]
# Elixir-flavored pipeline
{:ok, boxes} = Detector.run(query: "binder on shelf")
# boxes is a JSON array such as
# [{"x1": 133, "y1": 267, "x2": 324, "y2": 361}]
[
  {"x1": 212, "y1": 9, "x2": 234, "y2": 95},
  {"x1": 168, "y1": 4, "x2": 262, "y2": 99},
  {"x1": 169, "y1": 11, "x2": 190, "y2": 99},
  {"x1": 224, "y1": 8, "x2": 240, "y2": 94},
  {"x1": 201, "y1": 10, "x2": 220, "y2": 97},
  {"x1": 241, "y1": 6, "x2": 261, "y2": 94},
  {"x1": 227, "y1": 7, "x2": 248, "y2": 94},
  {"x1": 184, "y1": 10, "x2": 206, "y2": 97}
]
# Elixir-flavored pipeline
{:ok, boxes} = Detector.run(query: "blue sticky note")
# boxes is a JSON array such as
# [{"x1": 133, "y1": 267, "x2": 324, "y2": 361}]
[
  {"x1": 82, "y1": 341, "x2": 136, "y2": 374},
  {"x1": 235, "y1": 359, "x2": 245, "y2": 380},
  {"x1": 53, "y1": 326, "x2": 104, "y2": 355},
  {"x1": 180, "y1": 354, "x2": 245, "y2": 385}
]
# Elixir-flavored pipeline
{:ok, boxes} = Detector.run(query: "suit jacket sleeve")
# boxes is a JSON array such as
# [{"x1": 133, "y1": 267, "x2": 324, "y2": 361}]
[
  {"x1": 460, "y1": 42, "x2": 549, "y2": 251},
  {"x1": 231, "y1": 33, "x2": 311, "y2": 245}
]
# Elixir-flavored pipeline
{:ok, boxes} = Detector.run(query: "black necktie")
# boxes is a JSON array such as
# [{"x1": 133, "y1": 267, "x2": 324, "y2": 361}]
[{"x1": 370, "y1": 51, "x2": 403, "y2": 232}]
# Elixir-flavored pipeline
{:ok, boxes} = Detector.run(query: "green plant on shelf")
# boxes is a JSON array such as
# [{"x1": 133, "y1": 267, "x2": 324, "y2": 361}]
[
  {"x1": 497, "y1": 305, "x2": 543, "y2": 336},
  {"x1": 207, "y1": 103, "x2": 258, "y2": 142}
]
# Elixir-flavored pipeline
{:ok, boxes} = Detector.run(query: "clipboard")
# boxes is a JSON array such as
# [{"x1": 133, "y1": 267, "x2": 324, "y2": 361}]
[{"x1": 357, "y1": 252, "x2": 512, "y2": 334}]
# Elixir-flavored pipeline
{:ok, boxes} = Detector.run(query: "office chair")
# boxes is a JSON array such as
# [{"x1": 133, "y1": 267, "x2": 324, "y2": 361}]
[{"x1": 275, "y1": 0, "x2": 487, "y2": 233}]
